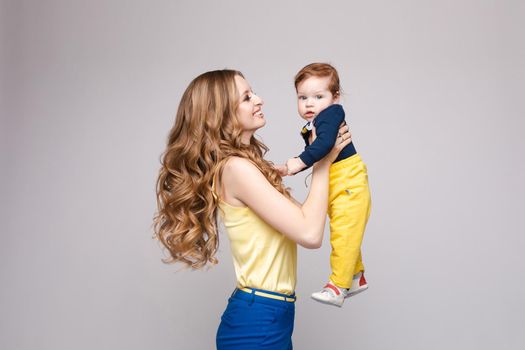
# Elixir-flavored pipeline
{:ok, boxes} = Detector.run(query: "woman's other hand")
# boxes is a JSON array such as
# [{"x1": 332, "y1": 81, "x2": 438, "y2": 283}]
[{"x1": 321, "y1": 123, "x2": 352, "y2": 164}]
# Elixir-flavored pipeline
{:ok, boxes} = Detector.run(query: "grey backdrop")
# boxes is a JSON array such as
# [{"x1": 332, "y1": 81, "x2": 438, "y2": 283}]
[{"x1": 2, "y1": 0, "x2": 524, "y2": 349}]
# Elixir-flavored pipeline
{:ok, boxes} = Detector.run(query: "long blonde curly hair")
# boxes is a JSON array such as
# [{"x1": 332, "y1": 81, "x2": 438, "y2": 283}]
[{"x1": 154, "y1": 69, "x2": 290, "y2": 269}]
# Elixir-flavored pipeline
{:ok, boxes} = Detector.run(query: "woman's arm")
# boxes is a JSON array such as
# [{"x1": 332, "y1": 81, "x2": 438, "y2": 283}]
[{"x1": 220, "y1": 128, "x2": 351, "y2": 249}]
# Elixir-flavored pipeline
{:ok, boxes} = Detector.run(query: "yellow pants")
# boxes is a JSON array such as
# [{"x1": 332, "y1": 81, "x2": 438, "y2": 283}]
[{"x1": 328, "y1": 154, "x2": 371, "y2": 289}]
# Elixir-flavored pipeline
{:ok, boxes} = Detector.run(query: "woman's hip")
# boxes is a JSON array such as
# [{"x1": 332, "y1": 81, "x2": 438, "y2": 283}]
[{"x1": 216, "y1": 287, "x2": 295, "y2": 349}]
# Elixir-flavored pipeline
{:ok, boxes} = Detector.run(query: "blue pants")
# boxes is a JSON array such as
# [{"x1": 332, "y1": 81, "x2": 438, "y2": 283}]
[{"x1": 216, "y1": 288, "x2": 295, "y2": 349}]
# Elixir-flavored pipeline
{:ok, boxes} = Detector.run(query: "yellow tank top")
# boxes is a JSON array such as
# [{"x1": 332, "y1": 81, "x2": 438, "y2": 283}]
[{"x1": 218, "y1": 201, "x2": 297, "y2": 295}]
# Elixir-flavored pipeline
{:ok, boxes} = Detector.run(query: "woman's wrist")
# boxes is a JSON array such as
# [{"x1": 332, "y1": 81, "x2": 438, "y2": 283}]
[
  {"x1": 313, "y1": 157, "x2": 331, "y2": 171},
  {"x1": 312, "y1": 161, "x2": 330, "y2": 180}
]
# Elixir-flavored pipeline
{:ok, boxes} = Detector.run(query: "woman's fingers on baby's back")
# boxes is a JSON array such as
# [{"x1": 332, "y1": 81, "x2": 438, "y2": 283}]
[
  {"x1": 338, "y1": 125, "x2": 351, "y2": 144},
  {"x1": 339, "y1": 135, "x2": 352, "y2": 149},
  {"x1": 338, "y1": 123, "x2": 350, "y2": 137}
]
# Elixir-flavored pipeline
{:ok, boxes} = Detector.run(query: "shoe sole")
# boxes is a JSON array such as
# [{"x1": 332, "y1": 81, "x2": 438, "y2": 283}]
[{"x1": 310, "y1": 295, "x2": 344, "y2": 308}]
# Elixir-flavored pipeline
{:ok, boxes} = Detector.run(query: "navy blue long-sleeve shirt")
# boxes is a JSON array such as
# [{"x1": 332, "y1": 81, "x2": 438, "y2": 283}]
[{"x1": 298, "y1": 104, "x2": 357, "y2": 167}]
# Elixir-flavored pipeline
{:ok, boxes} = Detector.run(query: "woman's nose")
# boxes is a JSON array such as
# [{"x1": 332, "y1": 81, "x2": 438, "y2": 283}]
[{"x1": 254, "y1": 94, "x2": 264, "y2": 106}]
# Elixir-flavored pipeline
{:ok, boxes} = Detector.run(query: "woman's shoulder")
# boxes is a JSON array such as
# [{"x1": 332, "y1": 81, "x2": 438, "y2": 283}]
[
  {"x1": 220, "y1": 156, "x2": 265, "y2": 207},
  {"x1": 222, "y1": 156, "x2": 259, "y2": 177}
]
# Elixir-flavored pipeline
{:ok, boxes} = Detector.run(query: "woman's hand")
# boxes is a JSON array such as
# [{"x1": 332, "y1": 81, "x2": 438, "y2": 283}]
[{"x1": 318, "y1": 123, "x2": 352, "y2": 165}]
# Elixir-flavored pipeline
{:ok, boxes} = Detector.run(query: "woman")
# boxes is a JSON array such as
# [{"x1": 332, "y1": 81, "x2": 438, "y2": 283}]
[{"x1": 154, "y1": 69, "x2": 351, "y2": 349}]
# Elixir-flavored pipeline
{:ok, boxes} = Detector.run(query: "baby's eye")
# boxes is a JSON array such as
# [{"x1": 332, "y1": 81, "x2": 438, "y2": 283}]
[
  {"x1": 316, "y1": 95, "x2": 324, "y2": 99},
  {"x1": 298, "y1": 96, "x2": 307, "y2": 100}
]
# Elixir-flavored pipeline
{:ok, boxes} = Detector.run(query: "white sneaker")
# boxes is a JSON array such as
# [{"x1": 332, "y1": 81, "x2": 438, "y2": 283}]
[
  {"x1": 311, "y1": 281, "x2": 346, "y2": 307},
  {"x1": 346, "y1": 272, "x2": 369, "y2": 298},
  {"x1": 311, "y1": 273, "x2": 369, "y2": 307}
]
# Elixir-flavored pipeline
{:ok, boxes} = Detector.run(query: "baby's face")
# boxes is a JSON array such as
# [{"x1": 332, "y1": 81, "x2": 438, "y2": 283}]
[{"x1": 296, "y1": 76, "x2": 339, "y2": 122}]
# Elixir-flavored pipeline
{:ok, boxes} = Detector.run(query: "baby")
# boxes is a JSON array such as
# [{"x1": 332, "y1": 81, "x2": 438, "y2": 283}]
[{"x1": 286, "y1": 63, "x2": 372, "y2": 307}]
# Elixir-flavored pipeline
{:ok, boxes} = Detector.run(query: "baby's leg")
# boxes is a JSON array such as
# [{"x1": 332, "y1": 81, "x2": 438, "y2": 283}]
[
  {"x1": 354, "y1": 251, "x2": 365, "y2": 276},
  {"x1": 328, "y1": 156, "x2": 371, "y2": 289}
]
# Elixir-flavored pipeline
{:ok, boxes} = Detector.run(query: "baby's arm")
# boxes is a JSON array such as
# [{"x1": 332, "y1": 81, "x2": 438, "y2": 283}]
[
  {"x1": 286, "y1": 157, "x2": 307, "y2": 175},
  {"x1": 287, "y1": 105, "x2": 345, "y2": 175},
  {"x1": 273, "y1": 163, "x2": 289, "y2": 177}
]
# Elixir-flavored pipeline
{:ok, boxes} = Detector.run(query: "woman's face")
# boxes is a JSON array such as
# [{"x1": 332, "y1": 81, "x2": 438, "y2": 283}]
[{"x1": 235, "y1": 75, "x2": 265, "y2": 144}]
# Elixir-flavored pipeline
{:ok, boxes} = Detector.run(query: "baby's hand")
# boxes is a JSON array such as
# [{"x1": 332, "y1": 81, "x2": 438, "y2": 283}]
[
  {"x1": 286, "y1": 157, "x2": 306, "y2": 175},
  {"x1": 273, "y1": 164, "x2": 289, "y2": 177}
]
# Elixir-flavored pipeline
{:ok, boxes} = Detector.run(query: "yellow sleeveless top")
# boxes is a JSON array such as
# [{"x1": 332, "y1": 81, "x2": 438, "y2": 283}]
[{"x1": 218, "y1": 201, "x2": 297, "y2": 295}]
